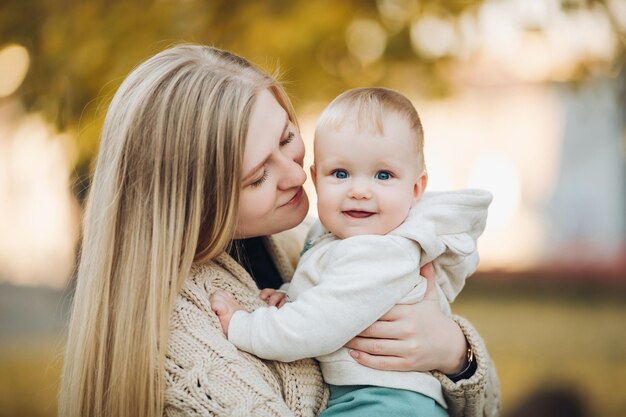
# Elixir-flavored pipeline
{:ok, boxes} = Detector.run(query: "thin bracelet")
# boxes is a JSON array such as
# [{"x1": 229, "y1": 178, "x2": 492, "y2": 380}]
[{"x1": 446, "y1": 346, "x2": 476, "y2": 383}]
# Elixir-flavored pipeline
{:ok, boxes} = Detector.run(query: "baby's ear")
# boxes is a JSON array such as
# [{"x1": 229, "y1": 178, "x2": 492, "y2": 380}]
[
  {"x1": 413, "y1": 172, "x2": 428, "y2": 201},
  {"x1": 310, "y1": 165, "x2": 318, "y2": 188}
]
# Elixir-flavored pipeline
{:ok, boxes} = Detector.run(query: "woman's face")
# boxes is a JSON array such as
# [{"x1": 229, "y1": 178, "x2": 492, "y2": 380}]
[{"x1": 235, "y1": 89, "x2": 309, "y2": 238}]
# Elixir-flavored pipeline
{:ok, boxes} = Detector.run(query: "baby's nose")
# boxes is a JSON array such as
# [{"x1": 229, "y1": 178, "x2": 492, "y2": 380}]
[{"x1": 348, "y1": 181, "x2": 372, "y2": 199}]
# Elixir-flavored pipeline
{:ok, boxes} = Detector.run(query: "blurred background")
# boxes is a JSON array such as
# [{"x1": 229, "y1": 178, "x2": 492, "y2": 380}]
[{"x1": 0, "y1": 0, "x2": 624, "y2": 416}]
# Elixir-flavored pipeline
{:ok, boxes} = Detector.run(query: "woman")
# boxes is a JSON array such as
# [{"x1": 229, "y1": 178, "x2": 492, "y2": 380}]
[{"x1": 59, "y1": 44, "x2": 499, "y2": 417}]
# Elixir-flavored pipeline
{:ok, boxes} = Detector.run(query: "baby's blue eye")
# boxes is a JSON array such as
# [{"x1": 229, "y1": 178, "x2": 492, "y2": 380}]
[
  {"x1": 376, "y1": 171, "x2": 392, "y2": 180},
  {"x1": 333, "y1": 170, "x2": 349, "y2": 179}
]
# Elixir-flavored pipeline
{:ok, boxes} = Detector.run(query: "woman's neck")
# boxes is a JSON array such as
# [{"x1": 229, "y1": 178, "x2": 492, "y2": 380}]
[{"x1": 229, "y1": 237, "x2": 283, "y2": 290}]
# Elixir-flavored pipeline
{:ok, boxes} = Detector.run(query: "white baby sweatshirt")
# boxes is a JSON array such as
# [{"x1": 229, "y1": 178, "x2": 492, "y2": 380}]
[{"x1": 228, "y1": 189, "x2": 492, "y2": 409}]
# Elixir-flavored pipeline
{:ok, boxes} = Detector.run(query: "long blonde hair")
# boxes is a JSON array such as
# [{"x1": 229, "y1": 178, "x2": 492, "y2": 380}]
[{"x1": 59, "y1": 45, "x2": 297, "y2": 417}]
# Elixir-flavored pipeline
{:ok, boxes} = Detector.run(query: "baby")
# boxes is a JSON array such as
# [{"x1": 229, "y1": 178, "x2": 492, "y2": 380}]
[{"x1": 212, "y1": 87, "x2": 492, "y2": 416}]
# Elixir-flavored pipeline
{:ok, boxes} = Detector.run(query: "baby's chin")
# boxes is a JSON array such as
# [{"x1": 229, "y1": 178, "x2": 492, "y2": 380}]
[{"x1": 332, "y1": 226, "x2": 395, "y2": 239}]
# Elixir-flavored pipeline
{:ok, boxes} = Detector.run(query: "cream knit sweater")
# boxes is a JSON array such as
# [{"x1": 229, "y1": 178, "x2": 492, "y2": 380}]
[{"x1": 163, "y1": 224, "x2": 500, "y2": 417}]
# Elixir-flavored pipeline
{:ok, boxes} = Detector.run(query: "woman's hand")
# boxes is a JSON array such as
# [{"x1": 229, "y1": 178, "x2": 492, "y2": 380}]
[
  {"x1": 210, "y1": 290, "x2": 244, "y2": 337},
  {"x1": 344, "y1": 263, "x2": 468, "y2": 375}
]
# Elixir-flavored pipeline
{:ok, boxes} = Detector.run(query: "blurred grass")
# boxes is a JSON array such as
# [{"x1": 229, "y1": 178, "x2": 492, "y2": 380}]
[
  {"x1": 0, "y1": 340, "x2": 64, "y2": 417},
  {"x1": 0, "y1": 281, "x2": 625, "y2": 417},
  {"x1": 455, "y1": 282, "x2": 626, "y2": 417}
]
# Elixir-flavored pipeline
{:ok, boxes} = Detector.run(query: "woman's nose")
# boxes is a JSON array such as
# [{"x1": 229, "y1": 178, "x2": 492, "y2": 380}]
[{"x1": 277, "y1": 155, "x2": 307, "y2": 190}]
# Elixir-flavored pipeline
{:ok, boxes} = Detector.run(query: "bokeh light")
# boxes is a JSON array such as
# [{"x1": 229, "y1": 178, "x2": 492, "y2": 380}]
[
  {"x1": 0, "y1": 44, "x2": 29, "y2": 98},
  {"x1": 468, "y1": 152, "x2": 522, "y2": 229},
  {"x1": 346, "y1": 18, "x2": 387, "y2": 65},
  {"x1": 411, "y1": 14, "x2": 458, "y2": 59}
]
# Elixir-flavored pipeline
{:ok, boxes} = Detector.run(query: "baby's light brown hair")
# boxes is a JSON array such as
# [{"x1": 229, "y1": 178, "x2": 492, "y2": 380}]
[{"x1": 314, "y1": 87, "x2": 426, "y2": 173}]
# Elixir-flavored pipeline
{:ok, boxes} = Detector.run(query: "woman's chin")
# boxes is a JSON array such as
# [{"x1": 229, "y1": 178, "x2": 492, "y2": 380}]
[{"x1": 280, "y1": 191, "x2": 309, "y2": 232}]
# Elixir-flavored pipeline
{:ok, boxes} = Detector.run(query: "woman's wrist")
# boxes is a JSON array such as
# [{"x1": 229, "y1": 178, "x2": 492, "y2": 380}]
[
  {"x1": 443, "y1": 315, "x2": 485, "y2": 382},
  {"x1": 445, "y1": 345, "x2": 476, "y2": 382},
  {"x1": 438, "y1": 320, "x2": 469, "y2": 375}
]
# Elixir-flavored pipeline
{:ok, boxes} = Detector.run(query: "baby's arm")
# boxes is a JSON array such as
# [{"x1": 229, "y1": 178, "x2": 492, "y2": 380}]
[
  {"x1": 212, "y1": 235, "x2": 423, "y2": 362},
  {"x1": 211, "y1": 289, "x2": 287, "y2": 336}
]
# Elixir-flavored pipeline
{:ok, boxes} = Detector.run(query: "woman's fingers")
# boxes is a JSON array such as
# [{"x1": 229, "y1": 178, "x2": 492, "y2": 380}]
[
  {"x1": 375, "y1": 304, "x2": 413, "y2": 322},
  {"x1": 348, "y1": 350, "x2": 412, "y2": 372},
  {"x1": 353, "y1": 318, "x2": 404, "y2": 339},
  {"x1": 345, "y1": 336, "x2": 411, "y2": 356},
  {"x1": 419, "y1": 262, "x2": 435, "y2": 280},
  {"x1": 419, "y1": 265, "x2": 440, "y2": 303}
]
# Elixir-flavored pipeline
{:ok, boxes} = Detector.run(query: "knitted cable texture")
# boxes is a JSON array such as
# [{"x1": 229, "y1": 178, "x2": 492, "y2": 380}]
[{"x1": 164, "y1": 250, "x2": 328, "y2": 417}]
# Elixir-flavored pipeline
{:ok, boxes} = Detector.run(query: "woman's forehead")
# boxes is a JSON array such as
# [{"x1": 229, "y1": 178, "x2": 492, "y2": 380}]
[{"x1": 242, "y1": 90, "x2": 288, "y2": 172}]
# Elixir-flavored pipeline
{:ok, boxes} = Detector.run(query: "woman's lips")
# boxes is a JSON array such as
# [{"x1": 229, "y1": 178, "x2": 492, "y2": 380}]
[
  {"x1": 284, "y1": 187, "x2": 303, "y2": 206},
  {"x1": 342, "y1": 210, "x2": 374, "y2": 218}
]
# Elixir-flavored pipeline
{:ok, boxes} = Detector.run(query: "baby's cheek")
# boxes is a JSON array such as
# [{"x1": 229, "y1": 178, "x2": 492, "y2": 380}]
[
  {"x1": 388, "y1": 204, "x2": 412, "y2": 230},
  {"x1": 316, "y1": 202, "x2": 337, "y2": 232}
]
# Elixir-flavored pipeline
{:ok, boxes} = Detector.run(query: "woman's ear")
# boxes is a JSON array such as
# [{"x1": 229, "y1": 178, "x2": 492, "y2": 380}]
[
  {"x1": 413, "y1": 172, "x2": 428, "y2": 201},
  {"x1": 310, "y1": 165, "x2": 317, "y2": 189}
]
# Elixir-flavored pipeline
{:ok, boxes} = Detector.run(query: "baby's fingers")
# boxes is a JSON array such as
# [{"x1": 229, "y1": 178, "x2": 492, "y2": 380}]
[
  {"x1": 209, "y1": 291, "x2": 236, "y2": 336},
  {"x1": 259, "y1": 288, "x2": 276, "y2": 301},
  {"x1": 268, "y1": 292, "x2": 286, "y2": 307},
  {"x1": 210, "y1": 291, "x2": 227, "y2": 314}
]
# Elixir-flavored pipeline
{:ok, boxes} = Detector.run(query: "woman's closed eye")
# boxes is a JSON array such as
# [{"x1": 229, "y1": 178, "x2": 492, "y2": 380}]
[
  {"x1": 280, "y1": 131, "x2": 295, "y2": 146},
  {"x1": 250, "y1": 169, "x2": 269, "y2": 187},
  {"x1": 248, "y1": 130, "x2": 294, "y2": 188},
  {"x1": 331, "y1": 169, "x2": 349, "y2": 179}
]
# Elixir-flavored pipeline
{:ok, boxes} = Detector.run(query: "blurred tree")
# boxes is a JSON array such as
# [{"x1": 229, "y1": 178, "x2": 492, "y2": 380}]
[{"x1": 0, "y1": 0, "x2": 622, "y2": 200}]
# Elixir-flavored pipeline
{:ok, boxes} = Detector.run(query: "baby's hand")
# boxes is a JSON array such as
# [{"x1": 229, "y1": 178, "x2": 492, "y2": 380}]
[
  {"x1": 210, "y1": 290, "x2": 244, "y2": 337},
  {"x1": 259, "y1": 288, "x2": 287, "y2": 308}
]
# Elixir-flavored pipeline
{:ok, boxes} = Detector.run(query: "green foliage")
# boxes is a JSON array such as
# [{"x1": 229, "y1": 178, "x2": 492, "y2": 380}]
[
  {"x1": 0, "y1": 0, "x2": 489, "y2": 198},
  {"x1": 2, "y1": 0, "x2": 622, "y2": 198}
]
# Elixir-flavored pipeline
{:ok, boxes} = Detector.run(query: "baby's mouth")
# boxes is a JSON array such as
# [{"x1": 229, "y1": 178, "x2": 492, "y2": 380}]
[{"x1": 342, "y1": 210, "x2": 375, "y2": 219}]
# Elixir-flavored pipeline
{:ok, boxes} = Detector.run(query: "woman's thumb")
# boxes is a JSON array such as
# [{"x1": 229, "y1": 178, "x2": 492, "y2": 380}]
[{"x1": 420, "y1": 262, "x2": 439, "y2": 302}]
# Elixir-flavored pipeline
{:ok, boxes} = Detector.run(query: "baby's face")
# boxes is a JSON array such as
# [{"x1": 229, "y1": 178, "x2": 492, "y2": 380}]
[{"x1": 312, "y1": 112, "x2": 426, "y2": 239}]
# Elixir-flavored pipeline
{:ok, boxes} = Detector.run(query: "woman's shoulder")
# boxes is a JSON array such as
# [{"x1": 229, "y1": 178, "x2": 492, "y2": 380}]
[
  {"x1": 170, "y1": 261, "x2": 226, "y2": 327},
  {"x1": 178, "y1": 252, "x2": 278, "y2": 320},
  {"x1": 179, "y1": 261, "x2": 225, "y2": 299},
  {"x1": 171, "y1": 260, "x2": 231, "y2": 320}
]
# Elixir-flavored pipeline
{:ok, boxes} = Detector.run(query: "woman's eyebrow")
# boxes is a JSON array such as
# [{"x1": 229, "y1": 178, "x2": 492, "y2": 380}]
[
  {"x1": 241, "y1": 114, "x2": 289, "y2": 183},
  {"x1": 242, "y1": 160, "x2": 265, "y2": 183}
]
